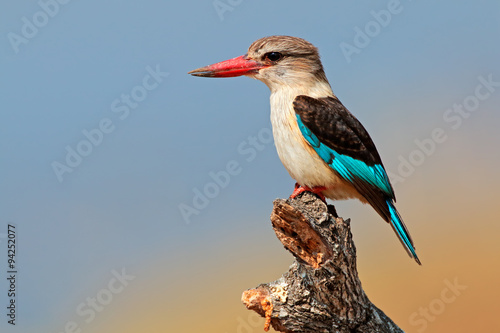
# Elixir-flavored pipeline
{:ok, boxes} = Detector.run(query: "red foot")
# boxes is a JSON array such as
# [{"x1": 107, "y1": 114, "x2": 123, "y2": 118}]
[{"x1": 290, "y1": 183, "x2": 327, "y2": 202}]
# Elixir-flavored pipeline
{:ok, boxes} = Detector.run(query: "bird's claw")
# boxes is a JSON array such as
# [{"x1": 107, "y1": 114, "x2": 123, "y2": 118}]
[{"x1": 290, "y1": 183, "x2": 327, "y2": 202}]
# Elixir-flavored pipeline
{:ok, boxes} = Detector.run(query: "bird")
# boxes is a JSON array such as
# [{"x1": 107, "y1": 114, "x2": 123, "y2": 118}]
[{"x1": 188, "y1": 36, "x2": 421, "y2": 265}]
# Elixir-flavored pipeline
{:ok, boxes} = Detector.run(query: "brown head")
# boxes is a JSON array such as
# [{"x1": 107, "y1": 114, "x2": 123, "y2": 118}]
[{"x1": 188, "y1": 36, "x2": 330, "y2": 92}]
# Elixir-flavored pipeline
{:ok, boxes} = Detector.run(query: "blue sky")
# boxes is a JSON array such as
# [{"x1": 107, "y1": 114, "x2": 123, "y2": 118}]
[{"x1": 1, "y1": 1, "x2": 499, "y2": 332}]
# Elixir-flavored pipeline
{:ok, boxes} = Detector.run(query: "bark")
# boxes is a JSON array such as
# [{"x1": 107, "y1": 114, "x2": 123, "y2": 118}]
[{"x1": 241, "y1": 192, "x2": 403, "y2": 333}]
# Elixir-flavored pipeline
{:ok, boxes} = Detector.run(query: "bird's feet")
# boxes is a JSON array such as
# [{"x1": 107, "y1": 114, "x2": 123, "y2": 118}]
[{"x1": 290, "y1": 183, "x2": 327, "y2": 202}]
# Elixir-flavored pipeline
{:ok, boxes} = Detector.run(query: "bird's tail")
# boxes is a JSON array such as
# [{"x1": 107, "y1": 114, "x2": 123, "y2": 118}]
[{"x1": 386, "y1": 199, "x2": 421, "y2": 265}]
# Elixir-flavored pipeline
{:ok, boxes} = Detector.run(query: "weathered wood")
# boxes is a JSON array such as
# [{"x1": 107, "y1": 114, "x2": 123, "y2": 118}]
[{"x1": 241, "y1": 192, "x2": 403, "y2": 333}]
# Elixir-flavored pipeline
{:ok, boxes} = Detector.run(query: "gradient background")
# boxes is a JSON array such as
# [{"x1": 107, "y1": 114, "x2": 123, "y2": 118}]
[{"x1": 1, "y1": 1, "x2": 499, "y2": 332}]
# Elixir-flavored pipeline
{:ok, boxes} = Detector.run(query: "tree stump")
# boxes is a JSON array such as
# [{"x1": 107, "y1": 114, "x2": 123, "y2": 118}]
[{"x1": 241, "y1": 192, "x2": 403, "y2": 333}]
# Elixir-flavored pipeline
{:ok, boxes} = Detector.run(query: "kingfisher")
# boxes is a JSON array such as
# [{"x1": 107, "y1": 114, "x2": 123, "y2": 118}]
[{"x1": 188, "y1": 36, "x2": 420, "y2": 264}]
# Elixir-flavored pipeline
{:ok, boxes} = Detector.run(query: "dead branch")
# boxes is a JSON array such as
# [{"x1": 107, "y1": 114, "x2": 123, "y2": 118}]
[{"x1": 241, "y1": 192, "x2": 403, "y2": 333}]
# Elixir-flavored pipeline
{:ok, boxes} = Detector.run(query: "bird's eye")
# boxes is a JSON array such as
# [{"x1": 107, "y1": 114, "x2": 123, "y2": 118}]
[{"x1": 264, "y1": 52, "x2": 283, "y2": 62}]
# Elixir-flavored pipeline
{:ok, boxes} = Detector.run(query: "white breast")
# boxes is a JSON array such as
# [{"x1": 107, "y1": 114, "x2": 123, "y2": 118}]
[{"x1": 269, "y1": 84, "x2": 362, "y2": 201}]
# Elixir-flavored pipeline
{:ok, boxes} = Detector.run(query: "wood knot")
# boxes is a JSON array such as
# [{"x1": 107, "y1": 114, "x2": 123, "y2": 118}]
[
  {"x1": 271, "y1": 201, "x2": 333, "y2": 268},
  {"x1": 242, "y1": 288, "x2": 273, "y2": 331}
]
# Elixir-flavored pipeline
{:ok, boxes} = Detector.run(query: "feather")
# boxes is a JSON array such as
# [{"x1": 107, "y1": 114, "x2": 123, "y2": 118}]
[{"x1": 294, "y1": 96, "x2": 420, "y2": 264}]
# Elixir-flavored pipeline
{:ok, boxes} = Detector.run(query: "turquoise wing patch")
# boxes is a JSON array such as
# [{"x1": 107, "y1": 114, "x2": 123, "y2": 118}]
[{"x1": 296, "y1": 114, "x2": 394, "y2": 198}]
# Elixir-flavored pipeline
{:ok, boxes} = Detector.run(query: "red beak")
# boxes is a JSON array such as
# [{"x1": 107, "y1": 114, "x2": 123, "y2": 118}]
[{"x1": 188, "y1": 55, "x2": 268, "y2": 78}]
